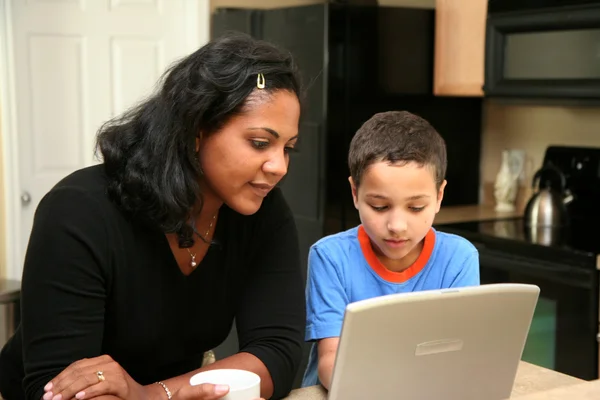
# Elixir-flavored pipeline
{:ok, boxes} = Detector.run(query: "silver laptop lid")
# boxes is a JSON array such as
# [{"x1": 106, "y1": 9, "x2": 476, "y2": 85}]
[{"x1": 328, "y1": 283, "x2": 540, "y2": 400}]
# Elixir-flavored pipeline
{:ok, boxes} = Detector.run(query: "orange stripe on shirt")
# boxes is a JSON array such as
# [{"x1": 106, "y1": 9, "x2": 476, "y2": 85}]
[{"x1": 357, "y1": 225, "x2": 435, "y2": 283}]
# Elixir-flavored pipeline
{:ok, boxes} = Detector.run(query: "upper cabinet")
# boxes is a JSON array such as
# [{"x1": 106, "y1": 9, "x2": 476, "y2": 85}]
[{"x1": 434, "y1": 0, "x2": 487, "y2": 97}]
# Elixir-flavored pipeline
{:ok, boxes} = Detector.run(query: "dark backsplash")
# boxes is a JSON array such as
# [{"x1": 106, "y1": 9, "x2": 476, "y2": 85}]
[
  {"x1": 323, "y1": 4, "x2": 483, "y2": 233},
  {"x1": 212, "y1": 3, "x2": 484, "y2": 233},
  {"x1": 325, "y1": 94, "x2": 483, "y2": 234}
]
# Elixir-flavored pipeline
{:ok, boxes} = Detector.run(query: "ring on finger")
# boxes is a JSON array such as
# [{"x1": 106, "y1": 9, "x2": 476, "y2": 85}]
[{"x1": 96, "y1": 371, "x2": 105, "y2": 383}]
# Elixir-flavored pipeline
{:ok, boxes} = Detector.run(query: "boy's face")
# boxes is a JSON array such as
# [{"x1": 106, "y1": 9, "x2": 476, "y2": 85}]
[{"x1": 350, "y1": 160, "x2": 446, "y2": 271}]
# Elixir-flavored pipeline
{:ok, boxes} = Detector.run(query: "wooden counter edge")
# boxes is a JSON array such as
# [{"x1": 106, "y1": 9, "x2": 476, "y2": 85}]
[
  {"x1": 435, "y1": 204, "x2": 522, "y2": 225},
  {"x1": 511, "y1": 379, "x2": 600, "y2": 399},
  {"x1": 511, "y1": 361, "x2": 584, "y2": 397},
  {"x1": 283, "y1": 361, "x2": 584, "y2": 400},
  {"x1": 284, "y1": 384, "x2": 327, "y2": 400}
]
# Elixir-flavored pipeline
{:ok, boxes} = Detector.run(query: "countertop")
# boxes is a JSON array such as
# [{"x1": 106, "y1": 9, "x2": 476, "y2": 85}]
[
  {"x1": 515, "y1": 379, "x2": 600, "y2": 400},
  {"x1": 434, "y1": 204, "x2": 522, "y2": 225},
  {"x1": 0, "y1": 279, "x2": 21, "y2": 303},
  {"x1": 434, "y1": 203, "x2": 600, "y2": 270},
  {"x1": 283, "y1": 361, "x2": 584, "y2": 399}
]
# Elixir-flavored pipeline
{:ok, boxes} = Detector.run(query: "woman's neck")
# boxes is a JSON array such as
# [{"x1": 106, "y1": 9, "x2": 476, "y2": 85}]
[{"x1": 193, "y1": 181, "x2": 223, "y2": 221}]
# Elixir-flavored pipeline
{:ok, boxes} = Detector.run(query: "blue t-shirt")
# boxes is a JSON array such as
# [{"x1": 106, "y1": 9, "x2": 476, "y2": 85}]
[{"x1": 301, "y1": 225, "x2": 480, "y2": 387}]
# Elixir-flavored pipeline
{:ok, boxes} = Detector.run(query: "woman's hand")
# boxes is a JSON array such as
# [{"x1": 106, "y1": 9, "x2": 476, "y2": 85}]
[
  {"x1": 42, "y1": 355, "x2": 146, "y2": 400},
  {"x1": 173, "y1": 384, "x2": 265, "y2": 400}
]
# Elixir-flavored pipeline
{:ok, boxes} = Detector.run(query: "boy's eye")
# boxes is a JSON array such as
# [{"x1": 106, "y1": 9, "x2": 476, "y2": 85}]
[
  {"x1": 370, "y1": 205, "x2": 388, "y2": 212},
  {"x1": 410, "y1": 206, "x2": 425, "y2": 212},
  {"x1": 251, "y1": 140, "x2": 269, "y2": 150}
]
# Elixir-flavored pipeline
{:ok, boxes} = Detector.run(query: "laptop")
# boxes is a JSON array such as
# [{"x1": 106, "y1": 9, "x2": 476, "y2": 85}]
[{"x1": 328, "y1": 283, "x2": 540, "y2": 400}]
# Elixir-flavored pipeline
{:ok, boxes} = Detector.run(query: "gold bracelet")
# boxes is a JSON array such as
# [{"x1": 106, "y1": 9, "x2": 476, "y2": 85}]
[{"x1": 155, "y1": 381, "x2": 173, "y2": 399}]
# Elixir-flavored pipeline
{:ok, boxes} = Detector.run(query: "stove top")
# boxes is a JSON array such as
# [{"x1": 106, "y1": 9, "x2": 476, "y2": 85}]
[
  {"x1": 435, "y1": 217, "x2": 600, "y2": 270},
  {"x1": 435, "y1": 146, "x2": 600, "y2": 270}
]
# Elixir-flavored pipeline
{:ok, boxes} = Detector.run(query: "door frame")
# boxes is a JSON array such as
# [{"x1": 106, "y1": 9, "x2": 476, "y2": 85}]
[
  {"x1": 0, "y1": 0, "x2": 19, "y2": 280},
  {"x1": 0, "y1": 0, "x2": 211, "y2": 280}
]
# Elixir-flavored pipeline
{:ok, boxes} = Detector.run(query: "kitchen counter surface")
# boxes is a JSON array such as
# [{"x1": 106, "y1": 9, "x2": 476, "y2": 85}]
[
  {"x1": 514, "y1": 378, "x2": 600, "y2": 399},
  {"x1": 283, "y1": 361, "x2": 584, "y2": 399},
  {"x1": 434, "y1": 204, "x2": 521, "y2": 225}
]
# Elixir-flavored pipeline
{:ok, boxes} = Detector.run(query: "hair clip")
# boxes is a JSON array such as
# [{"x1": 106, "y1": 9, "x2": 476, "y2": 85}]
[{"x1": 257, "y1": 73, "x2": 266, "y2": 89}]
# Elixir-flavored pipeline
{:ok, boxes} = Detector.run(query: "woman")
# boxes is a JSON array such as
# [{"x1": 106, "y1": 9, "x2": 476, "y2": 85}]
[{"x1": 0, "y1": 32, "x2": 306, "y2": 400}]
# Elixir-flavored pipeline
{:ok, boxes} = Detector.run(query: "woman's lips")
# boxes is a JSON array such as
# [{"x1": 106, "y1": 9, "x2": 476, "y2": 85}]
[{"x1": 249, "y1": 182, "x2": 274, "y2": 197}]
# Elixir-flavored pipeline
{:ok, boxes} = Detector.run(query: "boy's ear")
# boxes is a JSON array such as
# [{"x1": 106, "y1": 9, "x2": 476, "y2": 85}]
[
  {"x1": 349, "y1": 177, "x2": 359, "y2": 209},
  {"x1": 435, "y1": 180, "x2": 447, "y2": 213}
]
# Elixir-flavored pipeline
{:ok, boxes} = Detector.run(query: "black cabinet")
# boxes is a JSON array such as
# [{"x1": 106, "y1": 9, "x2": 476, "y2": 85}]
[
  {"x1": 213, "y1": 5, "x2": 328, "y2": 284},
  {"x1": 212, "y1": 4, "x2": 439, "y2": 278},
  {"x1": 210, "y1": 5, "x2": 328, "y2": 389},
  {"x1": 261, "y1": 6, "x2": 328, "y2": 286}
]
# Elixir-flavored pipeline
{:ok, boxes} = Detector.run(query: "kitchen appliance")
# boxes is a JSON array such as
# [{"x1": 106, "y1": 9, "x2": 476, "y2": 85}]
[
  {"x1": 484, "y1": 0, "x2": 600, "y2": 100},
  {"x1": 523, "y1": 164, "x2": 574, "y2": 246},
  {"x1": 435, "y1": 145, "x2": 600, "y2": 381}
]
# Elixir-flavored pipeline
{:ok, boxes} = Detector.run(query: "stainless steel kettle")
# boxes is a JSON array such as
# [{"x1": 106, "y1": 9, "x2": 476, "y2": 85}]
[{"x1": 523, "y1": 165, "x2": 574, "y2": 228}]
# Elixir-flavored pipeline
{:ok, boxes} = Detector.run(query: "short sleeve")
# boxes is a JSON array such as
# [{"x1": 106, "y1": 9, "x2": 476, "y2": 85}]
[
  {"x1": 449, "y1": 251, "x2": 480, "y2": 288},
  {"x1": 305, "y1": 245, "x2": 349, "y2": 342}
]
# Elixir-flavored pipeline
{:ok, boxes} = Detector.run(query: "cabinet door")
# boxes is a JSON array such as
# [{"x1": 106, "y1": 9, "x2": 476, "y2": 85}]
[
  {"x1": 261, "y1": 5, "x2": 327, "y2": 390},
  {"x1": 434, "y1": 0, "x2": 487, "y2": 96},
  {"x1": 261, "y1": 4, "x2": 327, "y2": 283},
  {"x1": 209, "y1": 7, "x2": 327, "y2": 382},
  {"x1": 211, "y1": 8, "x2": 255, "y2": 38}
]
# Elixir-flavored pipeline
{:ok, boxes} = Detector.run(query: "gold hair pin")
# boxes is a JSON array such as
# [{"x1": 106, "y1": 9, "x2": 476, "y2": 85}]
[{"x1": 257, "y1": 73, "x2": 265, "y2": 89}]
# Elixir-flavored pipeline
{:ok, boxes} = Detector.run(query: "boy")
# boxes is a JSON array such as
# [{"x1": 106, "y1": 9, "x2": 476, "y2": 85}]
[{"x1": 301, "y1": 111, "x2": 480, "y2": 389}]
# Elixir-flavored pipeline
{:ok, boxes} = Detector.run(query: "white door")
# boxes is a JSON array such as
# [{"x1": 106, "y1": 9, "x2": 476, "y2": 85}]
[{"x1": 4, "y1": 0, "x2": 209, "y2": 279}]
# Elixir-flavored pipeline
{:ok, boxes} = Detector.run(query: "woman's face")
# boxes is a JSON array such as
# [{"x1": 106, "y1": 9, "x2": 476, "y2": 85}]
[{"x1": 198, "y1": 90, "x2": 300, "y2": 215}]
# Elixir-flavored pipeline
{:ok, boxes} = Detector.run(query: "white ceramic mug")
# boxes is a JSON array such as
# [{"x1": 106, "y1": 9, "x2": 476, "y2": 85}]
[{"x1": 189, "y1": 369, "x2": 261, "y2": 400}]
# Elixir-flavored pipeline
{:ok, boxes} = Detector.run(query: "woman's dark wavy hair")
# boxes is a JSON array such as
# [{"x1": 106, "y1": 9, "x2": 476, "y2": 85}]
[{"x1": 95, "y1": 32, "x2": 301, "y2": 247}]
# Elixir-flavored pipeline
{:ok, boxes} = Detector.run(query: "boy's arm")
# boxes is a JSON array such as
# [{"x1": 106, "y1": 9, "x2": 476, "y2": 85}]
[
  {"x1": 317, "y1": 337, "x2": 339, "y2": 390},
  {"x1": 450, "y1": 250, "x2": 480, "y2": 287},
  {"x1": 305, "y1": 245, "x2": 349, "y2": 388}
]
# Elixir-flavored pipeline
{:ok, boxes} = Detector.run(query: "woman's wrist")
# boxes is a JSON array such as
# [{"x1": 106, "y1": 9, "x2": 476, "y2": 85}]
[
  {"x1": 155, "y1": 381, "x2": 173, "y2": 399},
  {"x1": 144, "y1": 381, "x2": 173, "y2": 400}
]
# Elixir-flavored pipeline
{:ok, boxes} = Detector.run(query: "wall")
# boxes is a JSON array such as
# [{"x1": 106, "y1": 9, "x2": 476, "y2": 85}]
[
  {"x1": 211, "y1": 0, "x2": 322, "y2": 10},
  {"x1": 379, "y1": 0, "x2": 434, "y2": 7},
  {"x1": 0, "y1": 108, "x2": 5, "y2": 343},
  {"x1": 480, "y1": 101, "x2": 600, "y2": 209},
  {"x1": 211, "y1": 0, "x2": 435, "y2": 10},
  {"x1": 0, "y1": 107, "x2": 5, "y2": 278}
]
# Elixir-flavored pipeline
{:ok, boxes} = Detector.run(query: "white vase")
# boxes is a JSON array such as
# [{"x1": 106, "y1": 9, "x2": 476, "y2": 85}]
[{"x1": 494, "y1": 149, "x2": 525, "y2": 212}]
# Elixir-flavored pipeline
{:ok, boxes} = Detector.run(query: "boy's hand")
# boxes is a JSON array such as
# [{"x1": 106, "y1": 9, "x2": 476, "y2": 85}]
[{"x1": 317, "y1": 338, "x2": 340, "y2": 390}]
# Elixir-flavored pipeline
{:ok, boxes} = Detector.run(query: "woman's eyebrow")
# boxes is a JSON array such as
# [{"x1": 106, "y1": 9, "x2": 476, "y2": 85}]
[{"x1": 248, "y1": 127, "x2": 279, "y2": 138}]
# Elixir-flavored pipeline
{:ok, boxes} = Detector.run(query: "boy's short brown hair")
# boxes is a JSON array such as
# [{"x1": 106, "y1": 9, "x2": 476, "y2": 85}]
[{"x1": 348, "y1": 111, "x2": 447, "y2": 189}]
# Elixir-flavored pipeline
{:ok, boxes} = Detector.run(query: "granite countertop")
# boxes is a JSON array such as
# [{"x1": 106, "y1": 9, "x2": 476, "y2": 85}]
[
  {"x1": 434, "y1": 204, "x2": 522, "y2": 225},
  {"x1": 283, "y1": 361, "x2": 584, "y2": 399},
  {"x1": 514, "y1": 379, "x2": 600, "y2": 399}
]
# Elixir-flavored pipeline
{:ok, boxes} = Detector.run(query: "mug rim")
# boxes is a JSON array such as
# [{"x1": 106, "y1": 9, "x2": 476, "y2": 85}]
[{"x1": 189, "y1": 368, "x2": 261, "y2": 391}]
